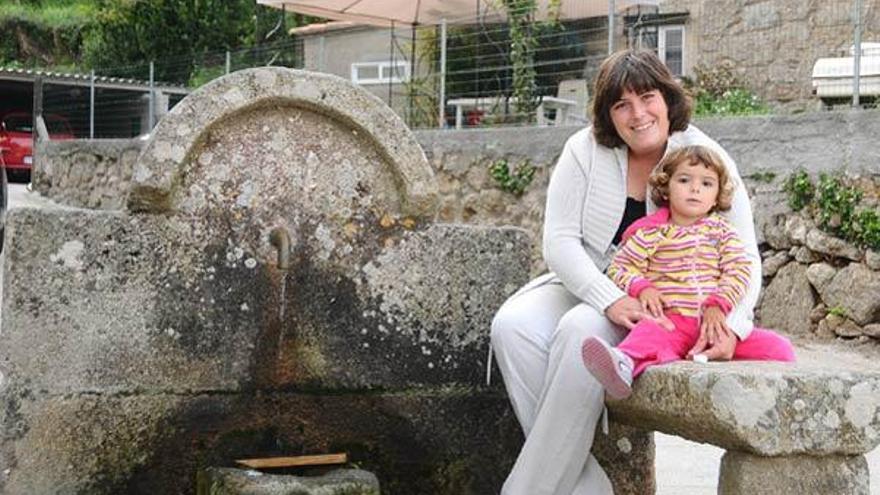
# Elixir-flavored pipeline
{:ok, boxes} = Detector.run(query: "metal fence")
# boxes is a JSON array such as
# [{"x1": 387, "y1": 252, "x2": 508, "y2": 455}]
[{"x1": 23, "y1": 0, "x2": 880, "y2": 139}]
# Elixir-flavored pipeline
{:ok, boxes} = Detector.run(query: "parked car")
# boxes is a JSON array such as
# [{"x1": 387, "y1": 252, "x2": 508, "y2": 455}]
[{"x1": 0, "y1": 111, "x2": 74, "y2": 182}]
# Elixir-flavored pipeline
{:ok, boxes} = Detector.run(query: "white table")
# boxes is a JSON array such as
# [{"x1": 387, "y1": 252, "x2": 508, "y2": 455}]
[{"x1": 447, "y1": 95, "x2": 578, "y2": 129}]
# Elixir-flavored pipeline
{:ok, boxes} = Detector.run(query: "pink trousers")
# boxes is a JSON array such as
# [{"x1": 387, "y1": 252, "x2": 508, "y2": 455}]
[{"x1": 617, "y1": 313, "x2": 796, "y2": 379}]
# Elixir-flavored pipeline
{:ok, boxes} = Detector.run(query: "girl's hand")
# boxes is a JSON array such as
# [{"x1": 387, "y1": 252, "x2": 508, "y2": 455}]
[
  {"x1": 605, "y1": 296, "x2": 648, "y2": 330},
  {"x1": 638, "y1": 287, "x2": 667, "y2": 320},
  {"x1": 687, "y1": 307, "x2": 735, "y2": 360}
]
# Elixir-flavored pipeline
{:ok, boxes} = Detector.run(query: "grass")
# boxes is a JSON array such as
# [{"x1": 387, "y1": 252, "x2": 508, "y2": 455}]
[{"x1": 0, "y1": 0, "x2": 97, "y2": 29}]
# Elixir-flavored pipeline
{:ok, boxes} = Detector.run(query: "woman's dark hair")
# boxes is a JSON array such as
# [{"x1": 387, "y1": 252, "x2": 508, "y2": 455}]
[{"x1": 591, "y1": 49, "x2": 692, "y2": 148}]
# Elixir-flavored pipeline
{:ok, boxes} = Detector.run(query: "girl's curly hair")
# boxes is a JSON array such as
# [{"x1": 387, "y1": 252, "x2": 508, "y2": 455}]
[{"x1": 649, "y1": 145, "x2": 736, "y2": 212}]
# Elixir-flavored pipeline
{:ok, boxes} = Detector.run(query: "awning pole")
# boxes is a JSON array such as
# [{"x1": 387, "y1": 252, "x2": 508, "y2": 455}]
[
  {"x1": 90, "y1": 70, "x2": 95, "y2": 139},
  {"x1": 608, "y1": 0, "x2": 615, "y2": 55},
  {"x1": 853, "y1": 0, "x2": 862, "y2": 108},
  {"x1": 148, "y1": 61, "x2": 155, "y2": 130},
  {"x1": 439, "y1": 19, "x2": 447, "y2": 128},
  {"x1": 409, "y1": 24, "x2": 416, "y2": 126},
  {"x1": 388, "y1": 21, "x2": 395, "y2": 107}
]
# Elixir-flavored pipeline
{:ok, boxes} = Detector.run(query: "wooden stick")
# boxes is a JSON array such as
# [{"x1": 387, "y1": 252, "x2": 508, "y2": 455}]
[{"x1": 235, "y1": 453, "x2": 348, "y2": 469}]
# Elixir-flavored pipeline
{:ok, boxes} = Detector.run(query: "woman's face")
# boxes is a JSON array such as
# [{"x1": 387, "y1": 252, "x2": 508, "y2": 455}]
[{"x1": 609, "y1": 88, "x2": 670, "y2": 156}]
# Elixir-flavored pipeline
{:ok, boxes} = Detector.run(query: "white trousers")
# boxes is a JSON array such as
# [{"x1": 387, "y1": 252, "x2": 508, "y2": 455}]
[{"x1": 491, "y1": 281, "x2": 626, "y2": 495}]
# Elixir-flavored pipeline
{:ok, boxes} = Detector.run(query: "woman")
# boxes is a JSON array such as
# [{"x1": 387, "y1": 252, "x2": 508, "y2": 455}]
[{"x1": 489, "y1": 49, "x2": 761, "y2": 494}]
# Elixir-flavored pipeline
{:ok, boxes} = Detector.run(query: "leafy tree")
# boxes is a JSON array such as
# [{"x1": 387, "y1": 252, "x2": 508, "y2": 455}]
[
  {"x1": 81, "y1": 0, "x2": 259, "y2": 83},
  {"x1": 2, "y1": 0, "x2": 316, "y2": 85}
]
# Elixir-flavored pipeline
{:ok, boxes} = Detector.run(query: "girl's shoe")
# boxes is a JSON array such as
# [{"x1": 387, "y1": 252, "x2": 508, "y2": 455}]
[{"x1": 581, "y1": 337, "x2": 634, "y2": 400}]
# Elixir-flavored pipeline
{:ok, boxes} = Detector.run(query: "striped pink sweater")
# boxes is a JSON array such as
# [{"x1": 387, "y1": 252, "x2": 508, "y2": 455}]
[{"x1": 607, "y1": 209, "x2": 751, "y2": 317}]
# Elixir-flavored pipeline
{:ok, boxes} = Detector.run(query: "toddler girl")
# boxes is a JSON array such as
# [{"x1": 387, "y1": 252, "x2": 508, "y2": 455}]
[{"x1": 581, "y1": 145, "x2": 795, "y2": 400}]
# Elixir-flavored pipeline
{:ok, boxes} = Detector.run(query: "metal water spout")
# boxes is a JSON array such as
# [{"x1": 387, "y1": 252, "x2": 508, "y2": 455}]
[{"x1": 269, "y1": 227, "x2": 291, "y2": 270}]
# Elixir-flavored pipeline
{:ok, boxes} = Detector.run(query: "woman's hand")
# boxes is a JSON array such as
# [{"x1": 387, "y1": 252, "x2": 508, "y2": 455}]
[
  {"x1": 605, "y1": 296, "x2": 647, "y2": 330},
  {"x1": 638, "y1": 287, "x2": 667, "y2": 320},
  {"x1": 687, "y1": 307, "x2": 736, "y2": 360}
]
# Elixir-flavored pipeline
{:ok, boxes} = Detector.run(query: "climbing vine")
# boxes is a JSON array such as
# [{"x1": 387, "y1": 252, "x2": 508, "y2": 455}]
[
  {"x1": 497, "y1": 0, "x2": 562, "y2": 118},
  {"x1": 489, "y1": 158, "x2": 536, "y2": 196}
]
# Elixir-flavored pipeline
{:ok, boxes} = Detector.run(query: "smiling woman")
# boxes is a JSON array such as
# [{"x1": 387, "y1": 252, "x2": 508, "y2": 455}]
[
  {"x1": 489, "y1": 49, "x2": 764, "y2": 495},
  {"x1": 609, "y1": 89, "x2": 670, "y2": 160}
]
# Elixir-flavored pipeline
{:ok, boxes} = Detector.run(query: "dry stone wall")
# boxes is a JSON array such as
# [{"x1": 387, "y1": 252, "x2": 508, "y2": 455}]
[
  {"x1": 759, "y1": 201, "x2": 880, "y2": 342},
  {"x1": 34, "y1": 138, "x2": 144, "y2": 209}
]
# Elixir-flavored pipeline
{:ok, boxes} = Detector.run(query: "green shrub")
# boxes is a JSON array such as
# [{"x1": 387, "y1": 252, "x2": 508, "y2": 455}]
[
  {"x1": 489, "y1": 158, "x2": 536, "y2": 196},
  {"x1": 746, "y1": 170, "x2": 777, "y2": 183},
  {"x1": 694, "y1": 88, "x2": 770, "y2": 116},
  {"x1": 686, "y1": 63, "x2": 770, "y2": 117},
  {"x1": 782, "y1": 171, "x2": 880, "y2": 250},
  {"x1": 815, "y1": 173, "x2": 862, "y2": 237},
  {"x1": 782, "y1": 170, "x2": 814, "y2": 211},
  {"x1": 827, "y1": 305, "x2": 848, "y2": 318},
  {"x1": 188, "y1": 64, "x2": 226, "y2": 88},
  {"x1": 853, "y1": 209, "x2": 880, "y2": 250}
]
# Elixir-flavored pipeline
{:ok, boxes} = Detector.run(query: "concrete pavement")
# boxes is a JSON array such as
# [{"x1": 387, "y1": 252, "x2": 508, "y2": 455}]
[{"x1": 657, "y1": 434, "x2": 880, "y2": 494}]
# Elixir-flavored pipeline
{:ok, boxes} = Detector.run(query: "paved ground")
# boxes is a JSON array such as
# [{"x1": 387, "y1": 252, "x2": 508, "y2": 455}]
[
  {"x1": 657, "y1": 434, "x2": 880, "y2": 494},
  {"x1": 8, "y1": 182, "x2": 58, "y2": 209},
  {"x1": 5, "y1": 184, "x2": 880, "y2": 493}
]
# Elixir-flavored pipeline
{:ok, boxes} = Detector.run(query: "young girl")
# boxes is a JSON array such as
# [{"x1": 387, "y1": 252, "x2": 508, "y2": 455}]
[{"x1": 581, "y1": 145, "x2": 796, "y2": 400}]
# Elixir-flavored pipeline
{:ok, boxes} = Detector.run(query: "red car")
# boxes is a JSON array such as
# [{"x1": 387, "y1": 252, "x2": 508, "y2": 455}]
[{"x1": 0, "y1": 111, "x2": 74, "y2": 181}]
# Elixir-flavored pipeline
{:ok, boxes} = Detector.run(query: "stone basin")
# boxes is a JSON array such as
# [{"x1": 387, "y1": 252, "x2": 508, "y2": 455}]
[{"x1": 197, "y1": 467, "x2": 379, "y2": 495}]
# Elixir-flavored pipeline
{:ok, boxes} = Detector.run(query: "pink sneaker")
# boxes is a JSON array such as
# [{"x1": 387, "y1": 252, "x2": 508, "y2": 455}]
[{"x1": 581, "y1": 337, "x2": 634, "y2": 400}]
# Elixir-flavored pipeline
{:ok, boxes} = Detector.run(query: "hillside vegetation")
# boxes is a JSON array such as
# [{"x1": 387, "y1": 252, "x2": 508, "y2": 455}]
[
  {"x1": 0, "y1": 0, "x2": 96, "y2": 71},
  {"x1": 0, "y1": 0, "x2": 315, "y2": 85}
]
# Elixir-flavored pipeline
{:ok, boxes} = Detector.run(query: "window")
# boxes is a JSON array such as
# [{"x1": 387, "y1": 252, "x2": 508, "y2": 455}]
[
  {"x1": 351, "y1": 61, "x2": 410, "y2": 85},
  {"x1": 658, "y1": 25, "x2": 685, "y2": 77}
]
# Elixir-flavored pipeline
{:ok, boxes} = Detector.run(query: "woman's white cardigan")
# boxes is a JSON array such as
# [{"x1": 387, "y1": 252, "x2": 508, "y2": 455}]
[{"x1": 532, "y1": 124, "x2": 761, "y2": 340}]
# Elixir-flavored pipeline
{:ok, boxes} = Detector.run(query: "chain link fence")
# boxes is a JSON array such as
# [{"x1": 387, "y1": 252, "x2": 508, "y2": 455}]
[{"x1": 21, "y1": 0, "x2": 880, "y2": 140}]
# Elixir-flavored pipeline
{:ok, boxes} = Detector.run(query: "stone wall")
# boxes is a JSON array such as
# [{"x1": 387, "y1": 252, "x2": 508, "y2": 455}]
[
  {"x1": 658, "y1": 0, "x2": 880, "y2": 110},
  {"x1": 758, "y1": 204, "x2": 880, "y2": 342},
  {"x1": 36, "y1": 108, "x2": 880, "y2": 257},
  {"x1": 416, "y1": 110, "x2": 880, "y2": 273},
  {"x1": 33, "y1": 138, "x2": 145, "y2": 210},
  {"x1": 30, "y1": 107, "x2": 880, "y2": 334}
]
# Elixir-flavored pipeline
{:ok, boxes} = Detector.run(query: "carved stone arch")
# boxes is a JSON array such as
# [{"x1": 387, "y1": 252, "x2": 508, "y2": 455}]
[{"x1": 127, "y1": 67, "x2": 438, "y2": 218}]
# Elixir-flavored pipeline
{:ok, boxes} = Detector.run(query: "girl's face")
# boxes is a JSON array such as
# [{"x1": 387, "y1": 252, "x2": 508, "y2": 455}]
[
  {"x1": 610, "y1": 88, "x2": 670, "y2": 157},
  {"x1": 667, "y1": 160, "x2": 720, "y2": 226}
]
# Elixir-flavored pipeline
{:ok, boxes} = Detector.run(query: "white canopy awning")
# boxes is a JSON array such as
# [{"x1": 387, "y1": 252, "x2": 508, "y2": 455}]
[{"x1": 258, "y1": 0, "x2": 659, "y2": 27}]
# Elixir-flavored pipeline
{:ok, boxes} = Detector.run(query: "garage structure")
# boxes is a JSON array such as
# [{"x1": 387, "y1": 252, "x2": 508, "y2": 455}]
[{"x1": 0, "y1": 67, "x2": 189, "y2": 139}]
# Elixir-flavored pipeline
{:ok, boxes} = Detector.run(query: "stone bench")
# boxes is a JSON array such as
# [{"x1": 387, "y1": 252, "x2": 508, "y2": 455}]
[{"x1": 609, "y1": 344, "x2": 880, "y2": 494}]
